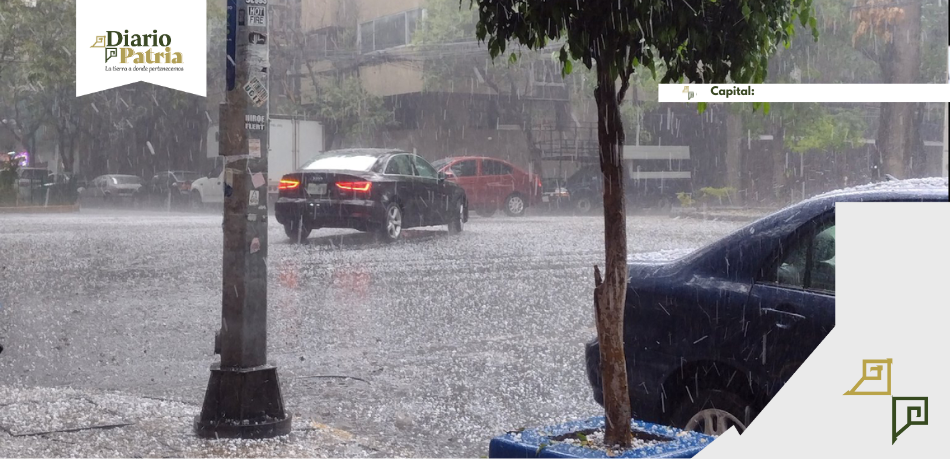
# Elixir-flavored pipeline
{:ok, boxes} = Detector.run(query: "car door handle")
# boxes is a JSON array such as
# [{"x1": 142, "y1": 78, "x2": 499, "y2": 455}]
[{"x1": 761, "y1": 306, "x2": 806, "y2": 329}]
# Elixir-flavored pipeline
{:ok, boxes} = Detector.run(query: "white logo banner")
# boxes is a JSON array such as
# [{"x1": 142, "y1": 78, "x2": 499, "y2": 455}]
[
  {"x1": 76, "y1": 0, "x2": 206, "y2": 97},
  {"x1": 660, "y1": 84, "x2": 950, "y2": 103}
]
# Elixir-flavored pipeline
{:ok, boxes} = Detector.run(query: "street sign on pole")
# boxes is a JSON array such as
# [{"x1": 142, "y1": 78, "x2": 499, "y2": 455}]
[{"x1": 195, "y1": 0, "x2": 291, "y2": 439}]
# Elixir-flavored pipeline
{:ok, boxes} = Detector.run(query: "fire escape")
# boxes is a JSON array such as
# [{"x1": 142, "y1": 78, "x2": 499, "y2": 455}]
[{"x1": 534, "y1": 122, "x2": 600, "y2": 163}]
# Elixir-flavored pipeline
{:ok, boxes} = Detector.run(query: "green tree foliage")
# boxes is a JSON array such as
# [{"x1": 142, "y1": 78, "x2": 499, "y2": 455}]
[
  {"x1": 468, "y1": 0, "x2": 817, "y2": 446},
  {"x1": 274, "y1": 11, "x2": 393, "y2": 151},
  {"x1": 307, "y1": 74, "x2": 392, "y2": 150}
]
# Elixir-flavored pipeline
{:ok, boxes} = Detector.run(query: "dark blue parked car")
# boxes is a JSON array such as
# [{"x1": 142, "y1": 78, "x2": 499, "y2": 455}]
[{"x1": 585, "y1": 178, "x2": 949, "y2": 436}]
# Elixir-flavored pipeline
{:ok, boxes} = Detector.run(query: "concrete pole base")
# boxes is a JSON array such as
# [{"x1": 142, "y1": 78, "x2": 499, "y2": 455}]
[{"x1": 194, "y1": 363, "x2": 292, "y2": 439}]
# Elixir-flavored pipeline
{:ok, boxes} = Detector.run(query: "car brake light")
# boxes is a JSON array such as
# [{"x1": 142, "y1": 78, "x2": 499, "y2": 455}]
[
  {"x1": 278, "y1": 179, "x2": 300, "y2": 190},
  {"x1": 336, "y1": 182, "x2": 372, "y2": 192}
]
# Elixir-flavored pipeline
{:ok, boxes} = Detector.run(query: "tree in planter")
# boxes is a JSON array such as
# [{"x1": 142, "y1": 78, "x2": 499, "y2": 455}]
[{"x1": 468, "y1": 0, "x2": 817, "y2": 447}]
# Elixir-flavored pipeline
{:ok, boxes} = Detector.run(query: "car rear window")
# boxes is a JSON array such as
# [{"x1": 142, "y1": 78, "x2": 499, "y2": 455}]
[
  {"x1": 111, "y1": 176, "x2": 143, "y2": 185},
  {"x1": 172, "y1": 172, "x2": 201, "y2": 182},
  {"x1": 302, "y1": 155, "x2": 379, "y2": 172}
]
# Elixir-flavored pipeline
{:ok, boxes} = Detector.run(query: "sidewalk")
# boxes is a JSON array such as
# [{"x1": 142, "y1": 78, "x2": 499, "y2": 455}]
[
  {"x1": 0, "y1": 204, "x2": 80, "y2": 214},
  {"x1": 0, "y1": 385, "x2": 379, "y2": 458}
]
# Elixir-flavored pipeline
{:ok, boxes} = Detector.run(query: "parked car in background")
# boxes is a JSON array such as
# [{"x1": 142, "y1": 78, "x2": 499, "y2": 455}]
[
  {"x1": 562, "y1": 165, "x2": 602, "y2": 214},
  {"x1": 79, "y1": 174, "x2": 145, "y2": 207},
  {"x1": 146, "y1": 170, "x2": 202, "y2": 208},
  {"x1": 431, "y1": 156, "x2": 540, "y2": 217},
  {"x1": 276, "y1": 149, "x2": 467, "y2": 243},
  {"x1": 540, "y1": 178, "x2": 571, "y2": 210},
  {"x1": 188, "y1": 165, "x2": 224, "y2": 209},
  {"x1": 42, "y1": 172, "x2": 81, "y2": 206},
  {"x1": 16, "y1": 167, "x2": 50, "y2": 204},
  {"x1": 584, "y1": 178, "x2": 949, "y2": 436}
]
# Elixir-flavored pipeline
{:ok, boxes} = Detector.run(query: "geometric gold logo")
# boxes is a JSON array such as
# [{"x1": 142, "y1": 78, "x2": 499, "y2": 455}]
[
  {"x1": 844, "y1": 358, "x2": 892, "y2": 395},
  {"x1": 842, "y1": 358, "x2": 929, "y2": 444}
]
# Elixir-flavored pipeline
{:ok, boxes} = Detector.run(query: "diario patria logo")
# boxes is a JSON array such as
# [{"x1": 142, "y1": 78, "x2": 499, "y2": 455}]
[
  {"x1": 91, "y1": 30, "x2": 183, "y2": 68},
  {"x1": 76, "y1": 0, "x2": 205, "y2": 97},
  {"x1": 844, "y1": 358, "x2": 929, "y2": 444}
]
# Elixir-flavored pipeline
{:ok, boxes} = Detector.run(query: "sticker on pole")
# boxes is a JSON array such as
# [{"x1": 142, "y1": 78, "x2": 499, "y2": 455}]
[
  {"x1": 251, "y1": 173, "x2": 266, "y2": 189},
  {"x1": 76, "y1": 0, "x2": 207, "y2": 96},
  {"x1": 248, "y1": 138, "x2": 261, "y2": 158},
  {"x1": 245, "y1": 44, "x2": 269, "y2": 77},
  {"x1": 243, "y1": 76, "x2": 268, "y2": 107},
  {"x1": 246, "y1": 6, "x2": 266, "y2": 28}
]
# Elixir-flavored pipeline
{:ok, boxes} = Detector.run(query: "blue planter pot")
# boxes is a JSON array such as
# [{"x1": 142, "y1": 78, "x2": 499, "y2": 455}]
[{"x1": 489, "y1": 416, "x2": 714, "y2": 458}]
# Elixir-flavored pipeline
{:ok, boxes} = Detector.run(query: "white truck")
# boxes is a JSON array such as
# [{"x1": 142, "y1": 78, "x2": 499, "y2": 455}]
[{"x1": 194, "y1": 116, "x2": 324, "y2": 207}]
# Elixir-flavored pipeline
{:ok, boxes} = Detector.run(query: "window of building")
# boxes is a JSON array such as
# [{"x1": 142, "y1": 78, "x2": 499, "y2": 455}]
[{"x1": 359, "y1": 8, "x2": 426, "y2": 54}]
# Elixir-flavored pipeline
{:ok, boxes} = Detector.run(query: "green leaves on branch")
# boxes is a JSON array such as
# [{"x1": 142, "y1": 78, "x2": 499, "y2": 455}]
[{"x1": 467, "y1": 0, "x2": 818, "y2": 88}]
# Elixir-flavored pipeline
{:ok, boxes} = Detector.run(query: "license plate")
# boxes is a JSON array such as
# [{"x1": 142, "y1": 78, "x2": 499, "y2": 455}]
[
  {"x1": 307, "y1": 183, "x2": 327, "y2": 195},
  {"x1": 542, "y1": 196, "x2": 550, "y2": 202}
]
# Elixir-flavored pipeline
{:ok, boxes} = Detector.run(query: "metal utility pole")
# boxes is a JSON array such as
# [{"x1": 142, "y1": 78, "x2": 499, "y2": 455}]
[{"x1": 195, "y1": 0, "x2": 291, "y2": 439}]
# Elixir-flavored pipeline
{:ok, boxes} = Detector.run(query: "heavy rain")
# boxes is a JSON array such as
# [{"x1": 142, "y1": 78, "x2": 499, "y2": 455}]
[{"x1": 1, "y1": 0, "x2": 948, "y2": 457}]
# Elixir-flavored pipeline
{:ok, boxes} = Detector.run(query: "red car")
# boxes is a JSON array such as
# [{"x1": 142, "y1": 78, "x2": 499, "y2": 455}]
[{"x1": 431, "y1": 156, "x2": 541, "y2": 217}]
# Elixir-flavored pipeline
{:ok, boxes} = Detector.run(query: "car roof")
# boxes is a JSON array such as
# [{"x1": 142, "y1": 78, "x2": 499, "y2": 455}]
[
  {"x1": 659, "y1": 177, "x2": 947, "y2": 274},
  {"x1": 439, "y1": 156, "x2": 513, "y2": 163},
  {"x1": 809, "y1": 177, "x2": 948, "y2": 201},
  {"x1": 321, "y1": 148, "x2": 407, "y2": 157}
]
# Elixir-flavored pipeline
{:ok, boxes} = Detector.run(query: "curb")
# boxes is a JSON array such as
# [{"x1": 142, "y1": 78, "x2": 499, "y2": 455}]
[{"x1": 0, "y1": 204, "x2": 80, "y2": 214}]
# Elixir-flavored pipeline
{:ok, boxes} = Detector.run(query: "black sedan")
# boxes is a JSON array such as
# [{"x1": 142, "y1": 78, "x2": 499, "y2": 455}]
[
  {"x1": 275, "y1": 149, "x2": 468, "y2": 243},
  {"x1": 585, "y1": 178, "x2": 949, "y2": 436}
]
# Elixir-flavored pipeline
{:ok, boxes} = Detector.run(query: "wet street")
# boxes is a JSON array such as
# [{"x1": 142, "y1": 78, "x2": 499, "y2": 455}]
[{"x1": 0, "y1": 210, "x2": 744, "y2": 456}]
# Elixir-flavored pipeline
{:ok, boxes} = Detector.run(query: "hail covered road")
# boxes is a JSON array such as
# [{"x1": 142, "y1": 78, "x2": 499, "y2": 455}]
[{"x1": 0, "y1": 209, "x2": 744, "y2": 456}]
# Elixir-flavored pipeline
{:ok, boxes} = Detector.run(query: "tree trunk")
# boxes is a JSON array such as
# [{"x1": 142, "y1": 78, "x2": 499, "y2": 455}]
[
  {"x1": 593, "y1": 62, "x2": 632, "y2": 448},
  {"x1": 877, "y1": 0, "x2": 921, "y2": 179},
  {"x1": 725, "y1": 111, "x2": 743, "y2": 205},
  {"x1": 772, "y1": 127, "x2": 787, "y2": 204}
]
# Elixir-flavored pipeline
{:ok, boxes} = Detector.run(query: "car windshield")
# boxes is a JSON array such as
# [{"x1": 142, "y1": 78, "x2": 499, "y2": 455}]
[
  {"x1": 302, "y1": 154, "x2": 379, "y2": 172},
  {"x1": 111, "y1": 176, "x2": 143, "y2": 185},
  {"x1": 171, "y1": 172, "x2": 201, "y2": 182}
]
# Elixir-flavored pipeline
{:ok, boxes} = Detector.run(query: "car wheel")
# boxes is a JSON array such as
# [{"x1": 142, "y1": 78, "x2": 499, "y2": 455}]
[
  {"x1": 448, "y1": 199, "x2": 465, "y2": 235},
  {"x1": 672, "y1": 389, "x2": 755, "y2": 436},
  {"x1": 379, "y1": 203, "x2": 403, "y2": 243},
  {"x1": 574, "y1": 195, "x2": 594, "y2": 214},
  {"x1": 284, "y1": 218, "x2": 312, "y2": 243},
  {"x1": 475, "y1": 207, "x2": 496, "y2": 218},
  {"x1": 503, "y1": 193, "x2": 526, "y2": 217}
]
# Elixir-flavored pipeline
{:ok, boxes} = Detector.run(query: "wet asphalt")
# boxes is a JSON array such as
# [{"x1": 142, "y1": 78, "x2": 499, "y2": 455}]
[{"x1": 0, "y1": 209, "x2": 743, "y2": 456}]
